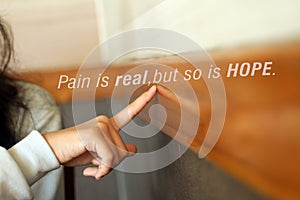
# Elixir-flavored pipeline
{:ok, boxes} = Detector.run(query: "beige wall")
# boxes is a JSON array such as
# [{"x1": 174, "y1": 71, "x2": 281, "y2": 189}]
[
  {"x1": 2, "y1": 0, "x2": 99, "y2": 71},
  {"x1": 98, "y1": 0, "x2": 300, "y2": 49},
  {"x1": 1, "y1": 0, "x2": 300, "y2": 71}
]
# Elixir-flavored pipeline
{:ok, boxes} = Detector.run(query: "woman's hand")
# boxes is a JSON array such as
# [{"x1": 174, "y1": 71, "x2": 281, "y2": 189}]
[{"x1": 43, "y1": 85, "x2": 157, "y2": 179}]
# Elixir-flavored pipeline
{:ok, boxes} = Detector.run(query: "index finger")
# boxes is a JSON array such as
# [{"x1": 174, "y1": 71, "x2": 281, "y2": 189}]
[{"x1": 111, "y1": 85, "x2": 157, "y2": 130}]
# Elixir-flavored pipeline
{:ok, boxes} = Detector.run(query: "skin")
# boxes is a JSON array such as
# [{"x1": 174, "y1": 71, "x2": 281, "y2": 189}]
[{"x1": 43, "y1": 85, "x2": 157, "y2": 180}]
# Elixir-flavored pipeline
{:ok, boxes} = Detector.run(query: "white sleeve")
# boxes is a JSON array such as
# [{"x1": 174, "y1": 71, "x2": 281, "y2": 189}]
[{"x1": 0, "y1": 130, "x2": 60, "y2": 200}]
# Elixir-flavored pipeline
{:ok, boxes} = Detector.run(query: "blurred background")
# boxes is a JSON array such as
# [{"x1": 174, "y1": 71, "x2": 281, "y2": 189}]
[
  {"x1": 1, "y1": 0, "x2": 300, "y2": 71},
  {"x1": 1, "y1": 0, "x2": 300, "y2": 200}
]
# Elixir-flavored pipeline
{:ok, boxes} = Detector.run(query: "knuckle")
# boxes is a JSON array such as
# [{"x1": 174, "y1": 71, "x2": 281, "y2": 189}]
[
  {"x1": 96, "y1": 115, "x2": 110, "y2": 124},
  {"x1": 97, "y1": 121, "x2": 109, "y2": 133}
]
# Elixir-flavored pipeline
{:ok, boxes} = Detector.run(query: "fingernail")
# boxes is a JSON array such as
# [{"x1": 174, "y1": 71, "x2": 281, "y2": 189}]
[{"x1": 149, "y1": 85, "x2": 156, "y2": 92}]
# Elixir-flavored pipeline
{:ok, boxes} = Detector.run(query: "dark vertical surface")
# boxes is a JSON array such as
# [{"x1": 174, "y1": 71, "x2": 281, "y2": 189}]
[
  {"x1": 64, "y1": 167, "x2": 75, "y2": 200},
  {"x1": 60, "y1": 100, "x2": 266, "y2": 200}
]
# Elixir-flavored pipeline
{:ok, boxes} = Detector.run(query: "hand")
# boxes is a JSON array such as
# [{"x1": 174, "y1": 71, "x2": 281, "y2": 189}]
[{"x1": 43, "y1": 85, "x2": 157, "y2": 179}]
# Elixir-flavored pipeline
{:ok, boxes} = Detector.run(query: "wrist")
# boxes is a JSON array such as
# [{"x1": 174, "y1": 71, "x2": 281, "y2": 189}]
[{"x1": 42, "y1": 127, "x2": 86, "y2": 164}]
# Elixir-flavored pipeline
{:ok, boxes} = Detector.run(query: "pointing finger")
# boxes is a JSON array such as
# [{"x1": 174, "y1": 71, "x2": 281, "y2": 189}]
[{"x1": 111, "y1": 85, "x2": 157, "y2": 131}]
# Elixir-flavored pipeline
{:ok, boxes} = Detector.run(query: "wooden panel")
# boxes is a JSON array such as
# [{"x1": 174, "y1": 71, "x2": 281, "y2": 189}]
[
  {"x1": 20, "y1": 42, "x2": 300, "y2": 199},
  {"x1": 153, "y1": 43, "x2": 300, "y2": 199}
]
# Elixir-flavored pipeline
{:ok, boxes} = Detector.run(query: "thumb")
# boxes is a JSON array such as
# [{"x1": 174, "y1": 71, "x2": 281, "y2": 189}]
[{"x1": 126, "y1": 144, "x2": 137, "y2": 156}]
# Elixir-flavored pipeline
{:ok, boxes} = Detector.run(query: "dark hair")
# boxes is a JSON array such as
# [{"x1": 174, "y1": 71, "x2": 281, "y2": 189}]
[{"x1": 0, "y1": 17, "x2": 25, "y2": 149}]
